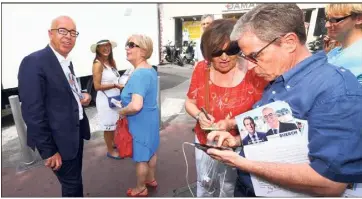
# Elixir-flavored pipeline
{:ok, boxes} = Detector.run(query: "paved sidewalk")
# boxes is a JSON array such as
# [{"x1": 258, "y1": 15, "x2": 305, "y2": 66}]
[
  {"x1": 1, "y1": 113, "x2": 197, "y2": 197},
  {"x1": 1, "y1": 65, "x2": 199, "y2": 197}
]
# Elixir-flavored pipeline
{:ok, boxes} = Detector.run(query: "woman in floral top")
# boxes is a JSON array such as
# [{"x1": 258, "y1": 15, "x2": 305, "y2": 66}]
[{"x1": 185, "y1": 19, "x2": 268, "y2": 197}]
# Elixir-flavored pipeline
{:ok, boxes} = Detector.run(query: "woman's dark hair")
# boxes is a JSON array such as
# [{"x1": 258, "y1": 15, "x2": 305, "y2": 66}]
[
  {"x1": 93, "y1": 42, "x2": 116, "y2": 68},
  {"x1": 201, "y1": 19, "x2": 237, "y2": 62}
]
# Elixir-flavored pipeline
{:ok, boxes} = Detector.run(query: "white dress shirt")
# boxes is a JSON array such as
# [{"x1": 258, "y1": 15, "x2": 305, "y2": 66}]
[
  {"x1": 195, "y1": 38, "x2": 204, "y2": 61},
  {"x1": 49, "y1": 44, "x2": 83, "y2": 120},
  {"x1": 248, "y1": 132, "x2": 260, "y2": 144}
]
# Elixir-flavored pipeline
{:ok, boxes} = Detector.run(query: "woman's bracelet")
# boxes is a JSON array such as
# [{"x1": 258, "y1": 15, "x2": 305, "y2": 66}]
[{"x1": 195, "y1": 111, "x2": 202, "y2": 121}]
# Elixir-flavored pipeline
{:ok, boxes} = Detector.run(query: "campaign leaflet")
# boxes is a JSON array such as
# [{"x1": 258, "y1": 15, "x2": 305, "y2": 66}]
[{"x1": 235, "y1": 101, "x2": 361, "y2": 197}]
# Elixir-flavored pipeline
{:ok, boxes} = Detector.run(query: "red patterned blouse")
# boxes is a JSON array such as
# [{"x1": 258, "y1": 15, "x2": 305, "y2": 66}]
[{"x1": 187, "y1": 61, "x2": 268, "y2": 144}]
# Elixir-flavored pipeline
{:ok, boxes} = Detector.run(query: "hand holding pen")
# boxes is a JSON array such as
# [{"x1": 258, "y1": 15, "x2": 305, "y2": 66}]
[
  {"x1": 199, "y1": 107, "x2": 215, "y2": 130},
  {"x1": 201, "y1": 107, "x2": 211, "y2": 120}
]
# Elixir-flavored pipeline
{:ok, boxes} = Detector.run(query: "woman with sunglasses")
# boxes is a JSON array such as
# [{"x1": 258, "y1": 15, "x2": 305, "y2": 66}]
[
  {"x1": 91, "y1": 39, "x2": 124, "y2": 160},
  {"x1": 185, "y1": 19, "x2": 268, "y2": 197},
  {"x1": 325, "y1": 4, "x2": 362, "y2": 83},
  {"x1": 119, "y1": 34, "x2": 159, "y2": 197}
]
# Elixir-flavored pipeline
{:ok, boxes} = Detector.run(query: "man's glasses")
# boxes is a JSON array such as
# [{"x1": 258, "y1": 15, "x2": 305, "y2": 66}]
[
  {"x1": 238, "y1": 37, "x2": 279, "y2": 64},
  {"x1": 263, "y1": 113, "x2": 276, "y2": 120},
  {"x1": 51, "y1": 28, "x2": 79, "y2": 37},
  {"x1": 211, "y1": 41, "x2": 240, "y2": 57},
  {"x1": 125, "y1": 41, "x2": 140, "y2": 49},
  {"x1": 325, "y1": 14, "x2": 353, "y2": 23}
]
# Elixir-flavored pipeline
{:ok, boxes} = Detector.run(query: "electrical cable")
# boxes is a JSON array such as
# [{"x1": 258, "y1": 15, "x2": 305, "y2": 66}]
[
  {"x1": 219, "y1": 167, "x2": 227, "y2": 196},
  {"x1": 182, "y1": 142, "x2": 196, "y2": 197},
  {"x1": 182, "y1": 142, "x2": 228, "y2": 197}
]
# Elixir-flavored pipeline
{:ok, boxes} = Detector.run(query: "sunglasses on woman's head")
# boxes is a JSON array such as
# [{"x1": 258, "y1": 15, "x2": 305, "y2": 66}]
[
  {"x1": 211, "y1": 41, "x2": 240, "y2": 57},
  {"x1": 125, "y1": 41, "x2": 140, "y2": 49}
]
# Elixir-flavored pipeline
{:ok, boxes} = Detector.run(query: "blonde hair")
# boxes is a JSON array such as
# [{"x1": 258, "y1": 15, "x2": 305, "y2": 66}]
[
  {"x1": 325, "y1": 4, "x2": 362, "y2": 16},
  {"x1": 127, "y1": 34, "x2": 153, "y2": 59}
]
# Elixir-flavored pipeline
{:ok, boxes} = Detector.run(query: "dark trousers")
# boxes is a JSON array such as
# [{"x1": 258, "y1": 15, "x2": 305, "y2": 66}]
[
  {"x1": 54, "y1": 136, "x2": 84, "y2": 197},
  {"x1": 234, "y1": 178, "x2": 256, "y2": 197}
]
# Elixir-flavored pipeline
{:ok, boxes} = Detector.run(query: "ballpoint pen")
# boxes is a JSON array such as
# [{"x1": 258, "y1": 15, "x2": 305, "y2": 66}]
[{"x1": 201, "y1": 107, "x2": 211, "y2": 120}]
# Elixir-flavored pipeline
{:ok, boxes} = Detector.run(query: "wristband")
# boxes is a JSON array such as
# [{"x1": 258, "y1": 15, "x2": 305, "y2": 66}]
[{"x1": 195, "y1": 111, "x2": 202, "y2": 121}]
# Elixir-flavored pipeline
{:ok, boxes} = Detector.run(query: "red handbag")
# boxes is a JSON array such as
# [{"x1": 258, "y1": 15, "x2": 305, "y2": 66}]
[{"x1": 114, "y1": 117, "x2": 133, "y2": 158}]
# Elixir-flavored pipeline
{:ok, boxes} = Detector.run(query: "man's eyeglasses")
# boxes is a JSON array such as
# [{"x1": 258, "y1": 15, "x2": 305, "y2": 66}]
[
  {"x1": 125, "y1": 41, "x2": 140, "y2": 49},
  {"x1": 51, "y1": 28, "x2": 79, "y2": 37},
  {"x1": 263, "y1": 113, "x2": 276, "y2": 120},
  {"x1": 211, "y1": 41, "x2": 240, "y2": 57},
  {"x1": 238, "y1": 37, "x2": 279, "y2": 64},
  {"x1": 325, "y1": 14, "x2": 353, "y2": 23}
]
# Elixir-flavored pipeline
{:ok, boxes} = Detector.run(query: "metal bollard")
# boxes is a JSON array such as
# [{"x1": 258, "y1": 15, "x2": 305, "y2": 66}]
[
  {"x1": 8, "y1": 95, "x2": 35, "y2": 165},
  {"x1": 157, "y1": 76, "x2": 162, "y2": 129}
]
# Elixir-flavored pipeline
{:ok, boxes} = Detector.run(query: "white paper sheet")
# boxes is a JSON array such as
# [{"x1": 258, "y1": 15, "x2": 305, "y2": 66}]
[
  {"x1": 342, "y1": 183, "x2": 362, "y2": 197},
  {"x1": 244, "y1": 135, "x2": 312, "y2": 197}
]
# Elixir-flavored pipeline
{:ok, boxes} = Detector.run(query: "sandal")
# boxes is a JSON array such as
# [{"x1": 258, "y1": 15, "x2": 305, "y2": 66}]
[
  {"x1": 145, "y1": 180, "x2": 158, "y2": 188},
  {"x1": 106, "y1": 152, "x2": 123, "y2": 160},
  {"x1": 126, "y1": 187, "x2": 148, "y2": 197}
]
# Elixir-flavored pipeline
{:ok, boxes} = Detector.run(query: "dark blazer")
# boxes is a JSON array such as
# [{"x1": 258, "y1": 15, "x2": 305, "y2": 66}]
[
  {"x1": 266, "y1": 121, "x2": 298, "y2": 136},
  {"x1": 18, "y1": 45, "x2": 90, "y2": 161},
  {"x1": 242, "y1": 132, "x2": 268, "y2": 146}
]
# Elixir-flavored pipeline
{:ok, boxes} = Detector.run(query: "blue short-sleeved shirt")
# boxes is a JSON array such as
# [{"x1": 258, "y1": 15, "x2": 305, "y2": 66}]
[
  {"x1": 237, "y1": 51, "x2": 362, "y2": 195},
  {"x1": 327, "y1": 38, "x2": 362, "y2": 84}
]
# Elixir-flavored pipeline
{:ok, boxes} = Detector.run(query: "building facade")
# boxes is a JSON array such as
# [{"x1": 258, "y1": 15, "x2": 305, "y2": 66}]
[{"x1": 160, "y1": 3, "x2": 327, "y2": 48}]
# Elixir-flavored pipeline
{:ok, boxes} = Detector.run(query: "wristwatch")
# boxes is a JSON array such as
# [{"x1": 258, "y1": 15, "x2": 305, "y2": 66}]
[{"x1": 195, "y1": 111, "x2": 202, "y2": 121}]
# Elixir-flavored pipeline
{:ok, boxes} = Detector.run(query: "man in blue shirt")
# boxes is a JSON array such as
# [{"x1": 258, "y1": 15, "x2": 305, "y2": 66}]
[
  {"x1": 206, "y1": 4, "x2": 362, "y2": 197},
  {"x1": 325, "y1": 4, "x2": 362, "y2": 84}
]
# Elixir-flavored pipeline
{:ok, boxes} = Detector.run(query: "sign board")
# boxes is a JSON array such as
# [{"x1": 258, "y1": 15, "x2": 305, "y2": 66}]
[
  {"x1": 182, "y1": 21, "x2": 201, "y2": 41},
  {"x1": 223, "y1": 3, "x2": 257, "y2": 12}
]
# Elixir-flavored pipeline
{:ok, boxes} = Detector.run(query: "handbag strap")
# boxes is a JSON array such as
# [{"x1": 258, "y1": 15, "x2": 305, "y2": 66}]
[
  {"x1": 97, "y1": 59, "x2": 120, "y2": 95},
  {"x1": 102, "y1": 90, "x2": 109, "y2": 98},
  {"x1": 204, "y1": 62, "x2": 210, "y2": 112}
]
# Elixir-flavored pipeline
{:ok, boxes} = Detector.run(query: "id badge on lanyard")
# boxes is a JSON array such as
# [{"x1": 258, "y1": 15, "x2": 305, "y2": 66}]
[
  {"x1": 111, "y1": 67, "x2": 122, "y2": 84},
  {"x1": 68, "y1": 72, "x2": 84, "y2": 100}
]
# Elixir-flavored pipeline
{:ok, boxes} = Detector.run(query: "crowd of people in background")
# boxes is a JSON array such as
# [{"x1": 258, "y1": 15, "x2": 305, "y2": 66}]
[{"x1": 17, "y1": 3, "x2": 361, "y2": 198}]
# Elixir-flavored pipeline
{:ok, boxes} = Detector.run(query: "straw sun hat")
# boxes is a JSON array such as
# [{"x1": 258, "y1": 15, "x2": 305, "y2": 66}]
[{"x1": 90, "y1": 39, "x2": 117, "y2": 53}]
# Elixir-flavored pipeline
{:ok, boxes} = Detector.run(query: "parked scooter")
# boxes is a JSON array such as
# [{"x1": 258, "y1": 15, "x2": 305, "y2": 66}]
[
  {"x1": 161, "y1": 41, "x2": 184, "y2": 66},
  {"x1": 181, "y1": 41, "x2": 196, "y2": 65},
  {"x1": 308, "y1": 35, "x2": 324, "y2": 54}
]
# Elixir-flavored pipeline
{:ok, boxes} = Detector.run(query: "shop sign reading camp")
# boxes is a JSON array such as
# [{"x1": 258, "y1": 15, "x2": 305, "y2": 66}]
[{"x1": 223, "y1": 3, "x2": 257, "y2": 12}]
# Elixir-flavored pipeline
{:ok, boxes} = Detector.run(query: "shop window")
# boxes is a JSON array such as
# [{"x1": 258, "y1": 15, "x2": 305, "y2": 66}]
[
  {"x1": 182, "y1": 20, "x2": 202, "y2": 41},
  {"x1": 314, "y1": 8, "x2": 327, "y2": 36},
  {"x1": 175, "y1": 18, "x2": 183, "y2": 47},
  {"x1": 304, "y1": 9, "x2": 312, "y2": 23}
]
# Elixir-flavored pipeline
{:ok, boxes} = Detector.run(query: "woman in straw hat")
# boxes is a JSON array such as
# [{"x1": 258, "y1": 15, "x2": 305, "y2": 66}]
[
  {"x1": 119, "y1": 34, "x2": 159, "y2": 197},
  {"x1": 91, "y1": 39, "x2": 123, "y2": 160}
]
